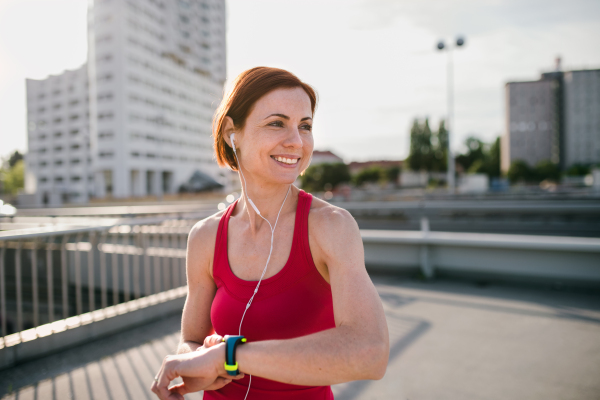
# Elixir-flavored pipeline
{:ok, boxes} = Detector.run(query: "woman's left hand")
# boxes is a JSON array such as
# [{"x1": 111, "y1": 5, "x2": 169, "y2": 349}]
[{"x1": 150, "y1": 342, "x2": 244, "y2": 399}]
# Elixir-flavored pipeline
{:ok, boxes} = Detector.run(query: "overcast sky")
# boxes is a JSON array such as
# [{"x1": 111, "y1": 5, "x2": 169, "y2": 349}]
[{"x1": 1, "y1": 0, "x2": 599, "y2": 163}]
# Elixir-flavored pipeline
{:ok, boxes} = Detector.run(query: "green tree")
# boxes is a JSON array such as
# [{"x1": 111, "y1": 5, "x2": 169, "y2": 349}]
[
  {"x1": 1, "y1": 159, "x2": 25, "y2": 195},
  {"x1": 431, "y1": 120, "x2": 448, "y2": 172},
  {"x1": 384, "y1": 165, "x2": 401, "y2": 184},
  {"x1": 353, "y1": 167, "x2": 384, "y2": 186},
  {"x1": 507, "y1": 160, "x2": 534, "y2": 183},
  {"x1": 565, "y1": 163, "x2": 590, "y2": 176},
  {"x1": 456, "y1": 136, "x2": 500, "y2": 178},
  {"x1": 407, "y1": 118, "x2": 448, "y2": 172},
  {"x1": 300, "y1": 163, "x2": 351, "y2": 192},
  {"x1": 534, "y1": 160, "x2": 560, "y2": 182},
  {"x1": 8, "y1": 151, "x2": 24, "y2": 169}
]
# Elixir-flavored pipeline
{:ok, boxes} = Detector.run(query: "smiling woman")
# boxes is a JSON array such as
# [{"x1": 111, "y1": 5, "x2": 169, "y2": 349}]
[{"x1": 151, "y1": 67, "x2": 389, "y2": 400}]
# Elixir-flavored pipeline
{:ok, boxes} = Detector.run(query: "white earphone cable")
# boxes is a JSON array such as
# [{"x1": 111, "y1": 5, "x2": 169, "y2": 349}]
[{"x1": 231, "y1": 134, "x2": 291, "y2": 400}]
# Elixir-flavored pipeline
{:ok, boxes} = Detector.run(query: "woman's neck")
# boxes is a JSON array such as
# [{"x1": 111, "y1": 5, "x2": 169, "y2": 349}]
[{"x1": 238, "y1": 179, "x2": 294, "y2": 233}]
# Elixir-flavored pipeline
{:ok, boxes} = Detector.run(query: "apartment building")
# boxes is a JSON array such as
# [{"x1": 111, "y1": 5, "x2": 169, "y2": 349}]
[{"x1": 25, "y1": 0, "x2": 226, "y2": 204}]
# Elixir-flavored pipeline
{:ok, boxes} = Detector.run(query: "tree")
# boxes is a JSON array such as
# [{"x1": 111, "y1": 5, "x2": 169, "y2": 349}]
[
  {"x1": 456, "y1": 136, "x2": 500, "y2": 178},
  {"x1": 565, "y1": 163, "x2": 590, "y2": 176},
  {"x1": 507, "y1": 160, "x2": 534, "y2": 183},
  {"x1": 534, "y1": 160, "x2": 560, "y2": 182},
  {"x1": 407, "y1": 118, "x2": 447, "y2": 172},
  {"x1": 384, "y1": 165, "x2": 401, "y2": 184},
  {"x1": 353, "y1": 167, "x2": 384, "y2": 186},
  {"x1": 300, "y1": 163, "x2": 351, "y2": 192},
  {"x1": 1, "y1": 159, "x2": 25, "y2": 195},
  {"x1": 8, "y1": 151, "x2": 24, "y2": 169}
]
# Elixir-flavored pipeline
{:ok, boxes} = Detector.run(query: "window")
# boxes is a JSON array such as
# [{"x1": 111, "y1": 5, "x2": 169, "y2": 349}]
[
  {"x1": 54, "y1": 146, "x2": 63, "y2": 152},
  {"x1": 71, "y1": 176, "x2": 81, "y2": 182},
  {"x1": 70, "y1": 129, "x2": 79, "y2": 135},
  {"x1": 54, "y1": 160, "x2": 63, "y2": 166},
  {"x1": 40, "y1": 161, "x2": 48, "y2": 167},
  {"x1": 54, "y1": 176, "x2": 63, "y2": 182},
  {"x1": 54, "y1": 118, "x2": 62, "y2": 124},
  {"x1": 71, "y1": 159, "x2": 81, "y2": 165},
  {"x1": 71, "y1": 144, "x2": 80, "y2": 150},
  {"x1": 69, "y1": 100, "x2": 79, "y2": 106},
  {"x1": 53, "y1": 89, "x2": 61, "y2": 96},
  {"x1": 54, "y1": 131, "x2": 63, "y2": 138},
  {"x1": 38, "y1": 107, "x2": 46, "y2": 113},
  {"x1": 53, "y1": 103, "x2": 61, "y2": 110}
]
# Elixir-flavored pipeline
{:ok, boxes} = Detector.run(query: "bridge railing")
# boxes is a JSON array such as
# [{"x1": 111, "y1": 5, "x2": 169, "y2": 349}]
[{"x1": 0, "y1": 220, "x2": 196, "y2": 350}]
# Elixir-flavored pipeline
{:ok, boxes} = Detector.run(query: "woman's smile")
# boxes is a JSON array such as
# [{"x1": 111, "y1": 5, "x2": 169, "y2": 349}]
[{"x1": 271, "y1": 155, "x2": 301, "y2": 167}]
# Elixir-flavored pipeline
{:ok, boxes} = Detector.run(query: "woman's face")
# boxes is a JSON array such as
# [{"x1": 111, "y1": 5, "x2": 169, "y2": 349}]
[{"x1": 234, "y1": 87, "x2": 314, "y2": 185}]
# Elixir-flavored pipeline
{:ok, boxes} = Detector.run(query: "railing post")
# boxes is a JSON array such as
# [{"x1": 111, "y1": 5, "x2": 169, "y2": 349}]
[
  {"x1": 153, "y1": 228, "x2": 160, "y2": 294},
  {"x1": 46, "y1": 238, "x2": 54, "y2": 323},
  {"x1": 75, "y1": 233, "x2": 83, "y2": 316},
  {"x1": 99, "y1": 231, "x2": 108, "y2": 309},
  {"x1": 61, "y1": 235, "x2": 69, "y2": 319},
  {"x1": 31, "y1": 241, "x2": 39, "y2": 327},
  {"x1": 16, "y1": 241, "x2": 23, "y2": 333},
  {"x1": 143, "y1": 229, "x2": 151, "y2": 296},
  {"x1": 123, "y1": 229, "x2": 131, "y2": 302},
  {"x1": 112, "y1": 230, "x2": 119, "y2": 306},
  {"x1": 88, "y1": 231, "x2": 96, "y2": 312},
  {"x1": 180, "y1": 229, "x2": 187, "y2": 287},
  {"x1": 420, "y1": 217, "x2": 434, "y2": 279},
  {"x1": 171, "y1": 229, "x2": 179, "y2": 288},
  {"x1": 162, "y1": 230, "x2": 170, "y2": 290},
  {"x1": 0, "y1": 242, "x2": 7, "y2": 338},
  {"x1": 133, "y1": 226, "x2": 141, "y2": 299}
]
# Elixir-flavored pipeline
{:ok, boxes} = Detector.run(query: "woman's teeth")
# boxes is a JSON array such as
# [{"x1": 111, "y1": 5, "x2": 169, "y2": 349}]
[{"x1": 273, "y1": 156, "x2": 298, "y2": 165}]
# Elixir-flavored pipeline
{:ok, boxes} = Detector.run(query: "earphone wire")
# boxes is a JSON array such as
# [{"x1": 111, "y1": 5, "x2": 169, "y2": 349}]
[{"x1": 231, "y1": 136, "x2": 291, "y2": 400}]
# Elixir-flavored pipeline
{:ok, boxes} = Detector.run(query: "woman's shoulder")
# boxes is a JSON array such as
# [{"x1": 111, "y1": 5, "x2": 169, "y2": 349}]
[
  {"x1": 186, "y1": 209, "x2": 227, "y2": 273},
  {"x1": 307, "y1": 195, "x2": 359, "y2": 239}
]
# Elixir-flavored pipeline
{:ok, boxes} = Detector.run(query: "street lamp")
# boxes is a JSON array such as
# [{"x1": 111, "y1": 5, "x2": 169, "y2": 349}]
[{"x1": 437, "y1": 36, "x2": 465, "y2": 193}]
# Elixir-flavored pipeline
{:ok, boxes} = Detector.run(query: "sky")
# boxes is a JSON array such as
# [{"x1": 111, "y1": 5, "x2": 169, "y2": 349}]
[{"x1": 1, "y1": 0, "x2": 599, "y2": 163}]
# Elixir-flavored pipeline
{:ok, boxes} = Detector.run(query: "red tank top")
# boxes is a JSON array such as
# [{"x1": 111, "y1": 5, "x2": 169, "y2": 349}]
[{"x1": 205, "y1": 190, "x2": 335, "y2": 400}]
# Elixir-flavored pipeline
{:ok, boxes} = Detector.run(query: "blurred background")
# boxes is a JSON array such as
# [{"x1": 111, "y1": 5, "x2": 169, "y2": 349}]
[{"x1": 0, "y1": 0, "x2": 599, "y2": 399}]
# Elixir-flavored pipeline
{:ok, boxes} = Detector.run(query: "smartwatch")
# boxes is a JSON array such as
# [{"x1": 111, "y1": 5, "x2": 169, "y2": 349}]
[{"x1": 222, "y1": 335, "x2": 247, "y2": 376}]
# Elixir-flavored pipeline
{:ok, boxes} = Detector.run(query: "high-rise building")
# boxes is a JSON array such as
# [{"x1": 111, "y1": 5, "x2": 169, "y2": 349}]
[
  {"x1": 25, "y1": 0, "x2": 226, "y2": 204},
  {"x1": 501, "y1": 69, "x2": 563, "y2": 173},
  {"x1": 564, "y1": 69, "x2": 600, "y2": 168}
]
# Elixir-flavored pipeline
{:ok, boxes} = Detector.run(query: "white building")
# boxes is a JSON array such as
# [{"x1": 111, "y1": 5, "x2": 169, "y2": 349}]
[
  {"x1": 25, "y1": 0, "x2": 226, "y2": 204},
  {"x1": 564, "y1": 69, "x2": 600, "y2": 168}
]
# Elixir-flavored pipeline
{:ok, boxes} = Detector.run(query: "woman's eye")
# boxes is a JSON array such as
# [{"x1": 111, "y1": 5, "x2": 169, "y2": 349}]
[
  {"x1": 268, "y1": 121, "x2": 283, "y2": 127},
  {"x1": 301, "y1": 124, "x2": 312, "y2": 131}
]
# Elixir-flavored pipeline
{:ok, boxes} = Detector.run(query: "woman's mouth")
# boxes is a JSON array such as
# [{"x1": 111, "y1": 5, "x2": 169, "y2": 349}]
[{"x1": 271, "y1": 156, "x2": 300, "y2": 166}]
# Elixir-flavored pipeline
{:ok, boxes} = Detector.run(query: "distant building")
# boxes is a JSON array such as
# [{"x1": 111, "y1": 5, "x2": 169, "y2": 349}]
[
  {"x1": 310, "y1": 150, "x2": 344, "y2": 165},
  {"x1": 25, "y1": 0, "x2": 226, "y2": 204},
  {"x1": 348, "y1": 160, "x2": 403, "y2": 175},
  {"x1": 502, "y1": 59, "x2": 600, "y2": 173},
  {"x1": 564, "y1": 69, "x2": 600, "y2": 168},
  {"x1": 502, "y1": 65, "x2": 563, "y2": 173}
]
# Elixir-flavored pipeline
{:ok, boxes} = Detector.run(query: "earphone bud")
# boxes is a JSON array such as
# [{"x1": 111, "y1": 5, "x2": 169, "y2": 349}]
[{"x1": 231, "y1": 132, "x2": 262, "y2": 216}]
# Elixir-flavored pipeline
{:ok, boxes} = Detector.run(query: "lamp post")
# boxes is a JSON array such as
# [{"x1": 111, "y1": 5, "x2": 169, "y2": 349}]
[{"x1": 437, "y1": 36, "x2": 465, "y2": 193}]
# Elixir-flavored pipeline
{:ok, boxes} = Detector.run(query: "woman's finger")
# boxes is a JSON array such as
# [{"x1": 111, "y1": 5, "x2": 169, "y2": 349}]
[
  {"x1": 203, "y1": 334, "x2": 223, "y2": 348},
  {"x1": 153, "y1": 357, "x2": 180, "y2": 399}
]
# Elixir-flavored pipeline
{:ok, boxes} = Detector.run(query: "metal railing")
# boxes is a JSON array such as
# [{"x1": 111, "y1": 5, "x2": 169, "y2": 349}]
[{"x1": 0, "y1": 219, "x2": 195, "y2": 347}]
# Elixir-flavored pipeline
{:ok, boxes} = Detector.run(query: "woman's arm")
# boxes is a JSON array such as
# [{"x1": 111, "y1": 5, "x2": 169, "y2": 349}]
[
  {"x1": 234, "y1": 205, "x2": 389, "y2": 385},
  {"x1": 177, "y1": 217, "x2": 218, "y2": 354}
]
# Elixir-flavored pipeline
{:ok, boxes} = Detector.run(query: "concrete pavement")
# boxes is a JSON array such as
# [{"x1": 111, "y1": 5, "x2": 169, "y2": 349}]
[{"x1": 1, "y1": 277, "x2": 599, "y2": 399}]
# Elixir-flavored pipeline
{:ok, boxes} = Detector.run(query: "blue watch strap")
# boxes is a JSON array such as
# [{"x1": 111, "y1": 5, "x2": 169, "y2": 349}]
[{"x1": 222, "y1": 335, "x2": 247, "y2": 376}]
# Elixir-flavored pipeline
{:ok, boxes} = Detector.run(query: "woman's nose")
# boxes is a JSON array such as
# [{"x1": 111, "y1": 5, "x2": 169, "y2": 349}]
[{"x1": 284, "y1": 127, "x2": 303, "y2": 148}]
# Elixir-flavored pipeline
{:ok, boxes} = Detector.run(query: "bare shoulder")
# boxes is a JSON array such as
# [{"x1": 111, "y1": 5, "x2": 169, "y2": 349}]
[
  {"x1": 187, "y1": 209, "x2": 226, "y2": 280},
  {"x1": 308, "y1": 197, "x2": 361, "y2": 257}
]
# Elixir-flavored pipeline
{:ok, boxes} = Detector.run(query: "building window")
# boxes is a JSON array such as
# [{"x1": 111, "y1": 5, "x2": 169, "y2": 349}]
[
  {"x1": 54, "y1": 118, "x2": 62, "y2": 124},
  {"x1": 71, "y1": 158, "x2": 80, "y2": 164},
  {"x1": 54, "y1": 160, "x2": 63, "y2": 165},
  {"x1": 54, "y1": 146, "x2": 63, "y2": 152},
  {"x1": 69, "y1": 100, "x2": 79, "y2": 106},
  {"x1": 54, "y1": 131, "x2": 63, "y2": 137},
  {"x1": 40, "y1": 177, "x2": 48, "y2": 183},
  {"x1": 70, "y1": 129, "x2": 79, "y2": 135},
  {"x1": 100, "y1": 151, "x2": 114, "y2": 159},
  {"x1": 71, "y1": 144, "x2": 80, "y2": 150},
  {"x1": 71, "y1": 176, "x2": 81, "y2": 182},
  {"x1": 54, "y1": 176, "x2": 63, "y2": 182}
]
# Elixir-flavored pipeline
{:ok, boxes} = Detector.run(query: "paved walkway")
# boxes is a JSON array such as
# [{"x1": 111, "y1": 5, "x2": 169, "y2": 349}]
[{"x1": 1, "y1": 278, "x2": 599, "y2": 399}]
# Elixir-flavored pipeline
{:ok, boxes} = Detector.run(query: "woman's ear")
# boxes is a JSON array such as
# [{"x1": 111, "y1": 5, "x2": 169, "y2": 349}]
[{"x1": 222, "y1": 116, "x2": 235, "y2": 149}]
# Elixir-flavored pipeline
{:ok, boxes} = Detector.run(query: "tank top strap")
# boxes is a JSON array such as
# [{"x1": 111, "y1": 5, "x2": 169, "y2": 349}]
[
  {"x1": 296, "y1": 190, "x2": 316, "y2": 270},
  {"x1": 213, "y1": 199, "x2": 238, "y2": 279}
]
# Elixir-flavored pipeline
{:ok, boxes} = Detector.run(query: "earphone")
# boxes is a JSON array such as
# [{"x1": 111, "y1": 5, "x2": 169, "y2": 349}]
[{"x1": 230, "y1": 133, "x2": 291, "y2": 400}]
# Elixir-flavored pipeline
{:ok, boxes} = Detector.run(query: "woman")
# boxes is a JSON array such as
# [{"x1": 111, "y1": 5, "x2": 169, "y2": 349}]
[{"x1": 151, "y1": 67, "x2": 389, "y2": 400}]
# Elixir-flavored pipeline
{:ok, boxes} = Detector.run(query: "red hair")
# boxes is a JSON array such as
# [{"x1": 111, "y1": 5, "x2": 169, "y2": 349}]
[{"x1": 212, "y1": 67, "x2": 318, "y2": 170}]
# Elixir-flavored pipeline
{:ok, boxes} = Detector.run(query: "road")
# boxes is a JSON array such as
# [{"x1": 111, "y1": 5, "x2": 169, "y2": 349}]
[{"x1": 1, "y1": 277, "x2": 600, "y2": 399}]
